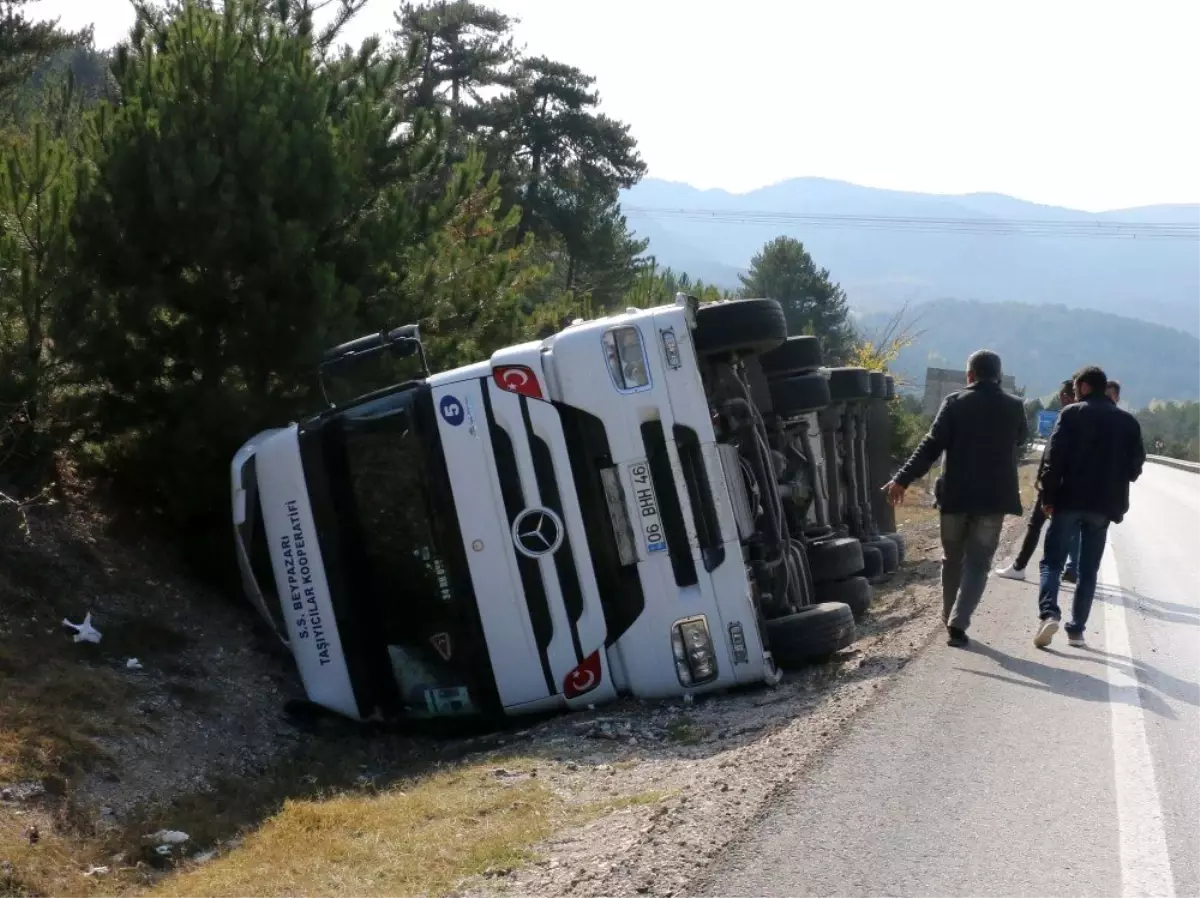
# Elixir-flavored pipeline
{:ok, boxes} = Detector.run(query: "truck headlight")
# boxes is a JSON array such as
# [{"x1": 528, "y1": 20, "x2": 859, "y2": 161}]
[
  {"x1": 602, "y1": 326, "x2": 650, "y2": 392},
  {"x1": 671, "y1": 615, "x2": 718, "y2": 686},
  {"x1": 660, "y1": 328, "x2": 682, "y2": 370}
]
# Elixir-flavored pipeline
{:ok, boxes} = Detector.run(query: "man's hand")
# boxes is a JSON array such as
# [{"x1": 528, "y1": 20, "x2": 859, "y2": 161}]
[{"x1": 883, "y1": 480, "x2": 907, "y2": 506}]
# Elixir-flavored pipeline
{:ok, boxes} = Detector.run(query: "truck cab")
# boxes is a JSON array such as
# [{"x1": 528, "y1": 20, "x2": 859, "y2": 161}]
[{"x1": 232, "y1": 296, "x2": 854, "y2": 724}]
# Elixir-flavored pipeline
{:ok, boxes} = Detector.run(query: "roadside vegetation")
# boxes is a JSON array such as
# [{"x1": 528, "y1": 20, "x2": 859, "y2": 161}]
[
  {"x1": 1136, "y1": 400, "x2": 1199, "y2": 463},
  {"x1": 0, "y1": 0, "x2": 919, "y2": 895}
]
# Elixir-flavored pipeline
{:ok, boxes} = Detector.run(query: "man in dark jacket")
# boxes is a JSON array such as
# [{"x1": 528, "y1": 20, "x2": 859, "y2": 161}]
[
  {"x1": 884, "y1": 350, "x2": 1027, "y2": 647},
  {"x1": 1033, "y1": 365, "x2": 1145, "y2": 649},
  {"x1": 996, "y1": 379, "x2": 1081, "y2": 581}
]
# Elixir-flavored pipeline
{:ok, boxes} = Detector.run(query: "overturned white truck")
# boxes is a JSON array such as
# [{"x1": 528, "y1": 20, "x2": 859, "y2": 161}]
[{"x1": 231, "y1": 295, "x2": 857, "y2": 724}]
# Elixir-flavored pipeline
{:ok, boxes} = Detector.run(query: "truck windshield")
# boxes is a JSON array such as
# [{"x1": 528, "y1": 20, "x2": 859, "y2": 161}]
[{"x1": 308, "y1": 385, "x2": 493, "y2": 719}]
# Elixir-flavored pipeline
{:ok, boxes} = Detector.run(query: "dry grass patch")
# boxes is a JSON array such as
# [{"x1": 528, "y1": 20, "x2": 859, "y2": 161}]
[
  {"x1": 150, "y1": 759, "x2": 594, "y2": 898},
  {"x1": 0, "y1": 820, "x2": 134, "y2": 898},
  {"x1": 893, "y1": 456, "x2": 1040, "y2": 531},
  {"x1": 894, "y1": 476, "x2": 938, "y2": 528},
  {"x1": 0, "y1": 647, "x2": 131, "y2": 786},
  {"x1": 1018, "y1": 457, "x2": 1039, "y2": 509}
]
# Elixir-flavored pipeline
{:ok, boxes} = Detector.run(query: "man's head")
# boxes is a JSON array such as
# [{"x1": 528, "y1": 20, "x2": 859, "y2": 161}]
[
  {"x1": 1073, "y1": 365, "x2": 1108, "y2": 399},
  {"x1": 1058, "y1": 379, "x2": 1076, "y2": 407},
  {"x1": 1106, "y1": 380, "x2": 1121, "y2": 403},
  {"x1": 966, "y1": 349, "x2": 1002, "y2": 385}
]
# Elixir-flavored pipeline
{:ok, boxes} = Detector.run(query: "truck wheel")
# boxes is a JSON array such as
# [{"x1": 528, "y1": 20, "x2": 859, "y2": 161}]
[
  {"x1": 693, "y1": 298, "x2": 787, "y2": 358},
  {"x1": 766, "y1": 602, "x2": 857, "y2": 669},
  {"x1": 814, "y1": 576, "x2": 872, "y2": 620},
  {"x1": 857, "y1": 544, "x2": 884, "y2": 579},
  {"x1": 807, "y1": 536, "x2": 864, "y2": 583},
  {"x1": 869, "y1": 371, "x2": 887, "y2": 399},
  {"x1": 768, "y1": 372, "x2": 831, "y2": 417},
  {"x1": 760, "y1": 335, "x2": 823, "y2": 378},
  {"x1": 880, "y1": 531, "x2": 906, "y2": 564},
  {"x1": 863, "y1": 538, "x2": 899, "y2": 574},
  {"x1": 826, "y1": 367, "x2": 872, "y2": 402}
]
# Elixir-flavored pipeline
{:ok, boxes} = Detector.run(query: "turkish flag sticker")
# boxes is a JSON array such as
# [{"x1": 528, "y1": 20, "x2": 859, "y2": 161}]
[{"x1": 563, "y1": 649, "x2": 603, "y2": 700}]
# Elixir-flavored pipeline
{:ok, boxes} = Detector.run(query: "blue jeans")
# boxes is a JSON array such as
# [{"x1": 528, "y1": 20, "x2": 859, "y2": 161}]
[
  {"x1": 1037, "y1": 510, "x2": 1110, "y2": 634},
  {"x1": 1064, "y1": 523, "x2": 1080, "y2": 578}
]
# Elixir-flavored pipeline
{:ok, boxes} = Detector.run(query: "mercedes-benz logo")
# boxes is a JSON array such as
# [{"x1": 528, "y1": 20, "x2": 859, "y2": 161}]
[{"x1": 511, "y1": 507, "x2": 564, "y2": 559}]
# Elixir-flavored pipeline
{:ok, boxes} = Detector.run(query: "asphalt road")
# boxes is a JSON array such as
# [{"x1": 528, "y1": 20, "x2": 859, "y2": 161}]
[{"x1": 701, "y1": 461, "x2": 1200, "y2": 898}]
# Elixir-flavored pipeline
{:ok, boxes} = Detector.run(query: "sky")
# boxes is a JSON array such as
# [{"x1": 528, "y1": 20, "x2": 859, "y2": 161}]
[{"x1": 35, "y1": 0, "x2": 1200, "y2": 212}]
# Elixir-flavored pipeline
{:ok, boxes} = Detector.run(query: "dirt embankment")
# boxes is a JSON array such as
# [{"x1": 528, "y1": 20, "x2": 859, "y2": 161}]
[{"x1": 1, "y1": 479, "x2": 996, "y2": 898}]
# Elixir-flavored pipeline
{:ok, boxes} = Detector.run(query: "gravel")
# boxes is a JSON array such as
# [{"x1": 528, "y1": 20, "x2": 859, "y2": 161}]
[
  {"x1": 5, "y1": 488, "x2": 964, "y2": 898},
  {"x1": 452, "y1": 528, "x2": 950, "y2": 898}
]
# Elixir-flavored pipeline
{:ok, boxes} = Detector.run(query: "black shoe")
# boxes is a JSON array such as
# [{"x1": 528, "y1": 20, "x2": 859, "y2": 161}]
[
  {"x1": 947, "y1": 627, "x2": 969, "y2": 647},
  {"x1": 1062, "y1": 569, "x2": 1078, "y2": 584}
]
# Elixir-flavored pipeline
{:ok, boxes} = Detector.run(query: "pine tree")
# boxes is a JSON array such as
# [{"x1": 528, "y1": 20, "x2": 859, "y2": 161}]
[
  {"x1": 0, "y1": 0, "x2": 84, "y2": 104},
  {"x1": 0, "y1": 120, "x2": 76, "y2": 469},
  {"x1": 393, "y1": 0, "x2": 516, "y2": 117},
  {"x1": 59, "y1": 0, "x2": 444, "y2": 541},
  {"x1": 740, "y1": 236, "x2": 857, "y2": 364}
]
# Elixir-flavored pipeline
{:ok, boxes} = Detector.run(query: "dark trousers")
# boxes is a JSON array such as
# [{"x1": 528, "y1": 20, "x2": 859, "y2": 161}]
[
  {"x1": 1014, "y1": 502, "x2": 1080, "y2": 573},
  {"x1": 940, "y1": 513, "x2": 1005, "y2": 631},
  {"x1": 1037, "y1": 510, "x2": 1110, "y2": 634}
]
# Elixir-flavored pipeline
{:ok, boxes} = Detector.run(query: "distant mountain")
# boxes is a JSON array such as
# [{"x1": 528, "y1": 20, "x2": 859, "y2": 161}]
[
  {"x1": 856, "y1": 298, "x2": 1200, "y2": 410},
  {"x1": 620, "y1": 178, "x2": 1200, "y2": 336}
]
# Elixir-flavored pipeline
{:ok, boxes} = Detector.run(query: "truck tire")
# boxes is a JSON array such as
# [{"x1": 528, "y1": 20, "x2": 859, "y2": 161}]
[
  {"x1": 760, "y1": 335, "x2": 823, "y2": 378},
  {"x1": 693, "y1": 298, "x2": 787, "y2": 358},
  {"x1": 869, "y1": 371, "x2": 887, "y2": 399},
  {"x1": 880, "y1": 531, "x2": 906, "y2": 564},
  {"x1": 766, "y1": 602, "x2": 857, "y2": 669},
  {"x1": 768, "y1": 372, "x2": 831, "y2": 417},
  {"x1": 827, "y1": 367, "x2": 872, "y2": 402},
  {"x1": 814, "y1": 576, "x2": 872, "y2": 620},
  {"x1": 807, "y1": 536, "x2": 864, "y2": 583},
  {"x1": 857, "y1": 544, "x2": 883, "y2": 579},
  {"x1": 863, "y1": 538, "x2": 899, "y2": 574},
  {"x1": 884, "y1": 375, "x2": 896, "y2": 400}
]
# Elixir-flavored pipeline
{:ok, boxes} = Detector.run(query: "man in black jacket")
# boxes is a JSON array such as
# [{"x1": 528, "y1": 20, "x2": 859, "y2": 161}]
[
  {"x1": 1033, "y1": 365, "x2": 1145, "y2": 649},
  {"x1": 884, "y1": 350, "x2": 1027, "y2": 647}
]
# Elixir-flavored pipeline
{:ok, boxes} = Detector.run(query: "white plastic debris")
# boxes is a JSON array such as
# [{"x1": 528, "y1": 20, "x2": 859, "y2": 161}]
[
  {"x1": 154, "y1": 845, "x2": 173, "y2": 857},
  {"x1": 126, "y1": 658, "x2": 143, "y2": 670},
  {"x1": 149, "y1": 829, "x2": 189, "y2": 845},
  {"x1": 83, "y1": 865, "x2": 110, "y2": 877},
  {"x1": 62, "y1": 613, "x2": 102, "y2": 644}
]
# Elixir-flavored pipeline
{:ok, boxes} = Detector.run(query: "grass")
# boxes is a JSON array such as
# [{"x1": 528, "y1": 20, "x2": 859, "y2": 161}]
[
  {"x1": 147, "y1": 760, "x2": 664, "y2": 898},
  {"x1": 893, "y1": 456, "x2": 1041, "y2": 531},
  {"x1": 0, "y1": 640, "x2": 147, "y2": 898},
  {"x1": 1018, "y1": 457, "x2": 1040, "y2": 509},
  {"x1": 0, "y1": 756, "x2": 668, "y2": 898},
  {"x1": 0, "y1": 646, "x2": 131, "y2": 786},
  {"x1": 664, "y1": 717, "x2": 706, "y2": 745},
  {"x1": 893, "y1": 476, "x2": 938, "y2": 528}
]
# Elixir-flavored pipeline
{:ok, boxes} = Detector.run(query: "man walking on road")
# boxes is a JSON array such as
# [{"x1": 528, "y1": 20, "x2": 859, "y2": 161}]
[
  {"x1": 996, "y1": 379, "x2": 1081, "y2": 582},
  {"x1": 1034, "y1": 366, "x2": 1145, "y2": 649},
  {"x1": 883, "y1": 350, "x2": 1027, "y2": 648}
]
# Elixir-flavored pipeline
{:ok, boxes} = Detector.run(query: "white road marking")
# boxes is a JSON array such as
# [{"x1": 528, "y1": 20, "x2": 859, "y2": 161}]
[{"x1": 1100, "y1": 547, "x2": 1176, "y2": 898}]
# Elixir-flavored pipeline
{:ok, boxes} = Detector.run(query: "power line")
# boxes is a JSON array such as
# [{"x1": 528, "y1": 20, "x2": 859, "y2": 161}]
[{"x1": 622, "y1": 206, "x2": 1200, "y2": 241}]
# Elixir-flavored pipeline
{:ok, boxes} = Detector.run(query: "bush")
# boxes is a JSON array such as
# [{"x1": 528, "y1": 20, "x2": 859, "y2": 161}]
[{"x1": 888, "y1": 395, "x2": 929, "y2": 467}]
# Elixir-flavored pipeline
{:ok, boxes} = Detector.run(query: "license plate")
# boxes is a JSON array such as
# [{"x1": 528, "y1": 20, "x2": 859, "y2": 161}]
[{"x1": 626, "y1": 461, "x2": 667, "y2": 554}]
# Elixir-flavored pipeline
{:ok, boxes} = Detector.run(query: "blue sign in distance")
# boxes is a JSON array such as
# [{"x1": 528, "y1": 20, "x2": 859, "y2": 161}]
[
  {"x1": 1036, "y1": 409, "x2": 1058, "y2": 438},
  {"x1": 439, "y1": 394, "x2": 465, "y2": 427}
]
